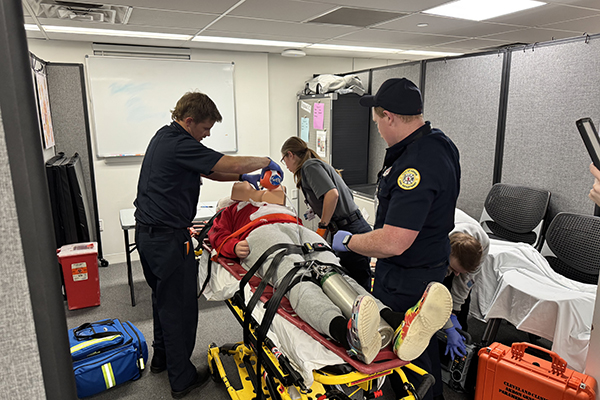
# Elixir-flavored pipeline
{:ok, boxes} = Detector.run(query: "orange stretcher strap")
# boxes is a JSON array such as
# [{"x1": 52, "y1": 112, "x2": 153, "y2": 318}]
[{"x1": 212, "y1": 213, "x2": 300, "y2": 261}]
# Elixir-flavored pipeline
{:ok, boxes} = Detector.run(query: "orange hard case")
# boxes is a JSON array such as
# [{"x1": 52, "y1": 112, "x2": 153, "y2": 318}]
[{"x1": 475, "y1": 342, "x2": 596, "y2": 400}]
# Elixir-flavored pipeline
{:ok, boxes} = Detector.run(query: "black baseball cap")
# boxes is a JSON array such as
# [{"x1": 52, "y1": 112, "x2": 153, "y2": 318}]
[{"x1": 359, "y1": 78, "x2": 423, "y2": 115}]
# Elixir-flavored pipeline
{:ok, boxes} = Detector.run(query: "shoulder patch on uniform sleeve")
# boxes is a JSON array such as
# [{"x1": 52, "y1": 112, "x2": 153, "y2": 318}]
[{"x1": 398, "y1": 168, "x2": 420, "y2": 190}]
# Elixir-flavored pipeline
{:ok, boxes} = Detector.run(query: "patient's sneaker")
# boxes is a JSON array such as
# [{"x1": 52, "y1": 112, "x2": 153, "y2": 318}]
[
  {"x1": 346, "y1": 295, "x2": 381, "y2": 364},
  {"x1": 393, "y1": 282, "x2": 452, "y2": 361}
]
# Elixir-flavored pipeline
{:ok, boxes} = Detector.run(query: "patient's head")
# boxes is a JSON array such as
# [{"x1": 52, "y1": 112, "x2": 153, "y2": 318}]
[
  {"x1": 449, "y1": 232, "x2": 483, "y2": 275},
  {"x1": 230, "y1": 181, "x2": 285, "y2": 205}
]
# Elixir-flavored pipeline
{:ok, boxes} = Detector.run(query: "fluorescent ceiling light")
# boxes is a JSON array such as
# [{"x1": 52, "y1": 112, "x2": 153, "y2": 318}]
[
  {"x1": 308, "y1": 44, "x2": 401, "y2": 54},
  {"x1": 41, "y1": 25, "x2": 192, "y2": 40},
  {"x1": 25, "y1": 24, "x2": 40, "y2": 31},
  {"x1": 192, "y1": 35, "x2": 308, "y2": 48},
  {"x1": 401, "y1": 50, "x2": 463, "y2": 57},
  {"x1": 424, "y1": 0, "x2": 546, "y2": 21}
]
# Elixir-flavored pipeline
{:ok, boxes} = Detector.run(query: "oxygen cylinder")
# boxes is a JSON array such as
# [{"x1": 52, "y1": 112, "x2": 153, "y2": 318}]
[
  {"x1": 321, "y1": 271, "x2": 357, "y2": 318},
  {"x1": 321, "y1": 271, "x2": 393, "y2": 348}
]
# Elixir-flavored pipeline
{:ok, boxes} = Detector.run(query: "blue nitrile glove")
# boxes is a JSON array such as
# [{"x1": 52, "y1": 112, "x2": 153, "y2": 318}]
[
  {"x1": 444, "y1": 326, "x2": 467, "y2": 360},
  {"x1": 261, "y1": 158, "x2": 284, "y2": 180},
  {"x1": 332, "y1": 230, "x2": 352, "y2": 252},
  {"x1": 241, "y1": 173, "x2": 260, "y2": 190},
  {"x1": 449, "y1": 314, "x2": 462, "y2": 331}
]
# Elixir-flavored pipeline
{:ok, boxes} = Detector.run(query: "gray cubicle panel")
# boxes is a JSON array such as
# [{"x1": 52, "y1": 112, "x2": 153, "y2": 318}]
[
  {"x1": 503, "y1": 37, "x2": 600, "y2": 219},
  {"x1": 46, "y1": 64, "x2": 98, "y2": 243},
  {"x1": 368, "y1": 63, "x2": 421, "y2": 184},
  {"x1": 424, "y1": 53, "x2": 504, "y2": 219}
]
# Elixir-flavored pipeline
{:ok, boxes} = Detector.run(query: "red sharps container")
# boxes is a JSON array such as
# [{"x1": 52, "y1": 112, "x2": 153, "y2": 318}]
[{"x1": 57, "y1": 242, "x2": 100, "y2": 310}]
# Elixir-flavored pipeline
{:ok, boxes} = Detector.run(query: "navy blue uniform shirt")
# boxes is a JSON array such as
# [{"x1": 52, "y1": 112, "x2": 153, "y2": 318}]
[
  {"x1": 375, "y1": 121, "x2": 460, "y2": 268},
  {"x1": 134, "y1": 121, "x2": 224, "y2": 228}
]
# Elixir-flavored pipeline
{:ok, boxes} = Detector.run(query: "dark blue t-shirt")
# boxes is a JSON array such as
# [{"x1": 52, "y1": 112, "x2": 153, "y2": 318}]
[
  {"x1": 374, "y1": 122, "x2": 460, "y2": 268},
  {"x1": 134, "y1": 122, "x2": 224, "y2": 228}
]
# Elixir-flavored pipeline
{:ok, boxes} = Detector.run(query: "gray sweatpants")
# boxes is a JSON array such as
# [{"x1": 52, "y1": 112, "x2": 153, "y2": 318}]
[{"x1": 244, "y1": 223, "x2": 386, "y2": 336}]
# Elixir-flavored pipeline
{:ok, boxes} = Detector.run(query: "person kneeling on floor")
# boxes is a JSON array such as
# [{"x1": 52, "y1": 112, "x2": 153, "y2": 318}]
[{"x1": 207, "y1": 182, "x2": 455, "y2": 364}]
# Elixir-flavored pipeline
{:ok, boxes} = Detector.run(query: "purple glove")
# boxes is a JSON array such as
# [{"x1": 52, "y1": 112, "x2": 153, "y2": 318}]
[
  {"x1": 261, "y1": 158, "x2": 283, "y2": 180},
  {"x1": 444, "y1": 326, "x2": 467, "y2": 360},
  {"x1": 241, "y1": 173, "x2": 260, "y2": 190},
  {"x1": 332, "y1": 230, "x2": 352, "y2": 252},
  {"x1": 449, "y1": 314, "x2": 462, "y2": 330}
]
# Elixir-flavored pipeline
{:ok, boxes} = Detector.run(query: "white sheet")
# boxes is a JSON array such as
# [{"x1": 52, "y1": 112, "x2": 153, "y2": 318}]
[
  {"x1": 198, "y1": 250, "x2": 344, "y2": 387},
  {"x1": 470, "y1": 239, "x2": 596, "y2": 372}
]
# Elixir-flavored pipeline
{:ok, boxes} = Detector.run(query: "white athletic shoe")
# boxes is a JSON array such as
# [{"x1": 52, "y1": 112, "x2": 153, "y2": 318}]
[
  {"x1": 392, "y1": 282, "x2": 453, "y2": 361},
  {"x1": 346, "y1": 295, "x2": 382, "y2": 364}
]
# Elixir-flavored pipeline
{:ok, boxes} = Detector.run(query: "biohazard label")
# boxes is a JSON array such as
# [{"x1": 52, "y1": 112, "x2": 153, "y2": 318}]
[
  {"x1": 499, "y1": 381, "x2": 548, "y2": 400},
  {"x1": 398, "y1": 168, "x2": 420, "y2": 190},
  {"x1": 72, "y1": 262, "x2": 88, "y2": 281}
]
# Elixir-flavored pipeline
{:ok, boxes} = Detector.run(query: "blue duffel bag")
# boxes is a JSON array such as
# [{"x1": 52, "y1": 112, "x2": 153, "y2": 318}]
[{"x1": 68, "y1": 318, "x2": 148, "y2": 398}]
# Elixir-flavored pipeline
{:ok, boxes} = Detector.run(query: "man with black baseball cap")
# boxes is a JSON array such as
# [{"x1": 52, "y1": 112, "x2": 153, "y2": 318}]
[{"x1": 332, "y1": 77, "x2": 461, "y2": 400}]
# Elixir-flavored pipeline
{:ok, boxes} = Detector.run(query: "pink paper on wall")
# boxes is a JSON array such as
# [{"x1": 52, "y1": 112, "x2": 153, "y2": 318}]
[{"x1": 313, "y1": 103, "x2": 324, "y2": 130}]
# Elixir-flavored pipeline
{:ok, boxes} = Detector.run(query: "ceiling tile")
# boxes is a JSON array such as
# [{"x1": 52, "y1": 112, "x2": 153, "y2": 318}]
[
  {"x1": 545, "y1": 14, "x2": 600, "y2": 34},
  {"x1": 202, "y1": 29, "x2": 323, "y2": 43},
  {"x1": 127, "y1": 8, "x2": 216, "y2": 30},
  {"x1": 228, "y1": 0, "x2": 336, "y2": 23},
  {"x1": 483, "y1": 27, "x2": 581, "y2": 43},
  {"x1": 376, "y1": 14, "x2": 522, "y2": 37},
  {"x1": 488, "y1": 3, "x2": 598, "y2": 26},
  {"x1": 209, "y1": 16, "x2": 360, "y2": 39},
  {"x1": 306, "y1": 0, "x2": 450, "y2": 13},
  {"x1": 338, "y1": 28, "x2": 464, "y2": 46},
  {"x1": 308, "y1": 8, "x2": 407, "y2": 27},
  {"x1": 430, "y1": 38, "x2": 515, "y2": 50},
  {"x1": 41, "y1": 31, "x2": 191, "y2": 47},
  {"x1": 544, "y1": 0, "x2": 600, "y2": 10},
  {"x1": 111, "y1": 0, "x2": 241, "y2": 14},
  {"x1": 35, "y1": 18, "x2": 199, "y2": 34}
]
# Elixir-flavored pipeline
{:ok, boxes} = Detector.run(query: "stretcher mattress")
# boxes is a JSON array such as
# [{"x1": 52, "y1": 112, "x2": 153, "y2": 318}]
[
  {"x1": 470, "y1": 239, "x2": 596, "y2": 372},
  {"x1": 198, "y1": 249, "x2": 406, "y2": 386}
]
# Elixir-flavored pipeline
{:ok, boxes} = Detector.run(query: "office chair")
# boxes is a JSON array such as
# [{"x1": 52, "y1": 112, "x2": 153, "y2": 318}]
[
  {"x1": 480, "y1": 183, "x2": 551, "y2": 250},
  {"x1": 540, "y1": 212, "x2": 600, "y2": 285}
]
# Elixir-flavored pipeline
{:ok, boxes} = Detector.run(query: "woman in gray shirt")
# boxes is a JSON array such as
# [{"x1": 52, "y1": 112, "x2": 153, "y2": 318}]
[{"x1": 281, "y1": 136, "x2": 373, "y2": 290}]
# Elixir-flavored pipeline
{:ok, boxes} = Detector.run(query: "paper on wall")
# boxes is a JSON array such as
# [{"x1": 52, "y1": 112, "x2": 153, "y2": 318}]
[
  {"x1": 316, "y1": 130, "x2": 327, "y2": 157},
  {"x1": 300, "y1": 117, "x2": 309, "y2": 142}
]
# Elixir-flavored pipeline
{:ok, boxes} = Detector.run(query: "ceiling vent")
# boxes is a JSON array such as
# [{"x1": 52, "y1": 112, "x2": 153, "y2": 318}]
[
  {"x1": 26, "y1": 0, "x2": 132, "y2": 24},
  {"x1": 308, "y1": 7, "x2": 406, "y2": 28}
]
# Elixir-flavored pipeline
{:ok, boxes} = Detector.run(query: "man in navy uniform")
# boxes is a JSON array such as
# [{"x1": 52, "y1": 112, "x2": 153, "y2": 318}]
[
  {"x1": 333, "y1": 78, "x2": 460, "y2": 400},
  {"x1": 134, "y1": 92, "x2": 282, "y2": 399}
]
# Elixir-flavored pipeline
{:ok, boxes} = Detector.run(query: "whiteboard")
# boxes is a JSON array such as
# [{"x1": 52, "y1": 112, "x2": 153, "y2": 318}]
[{"x1": 85, "y1": 56, "x2": 237, "y2": 157}]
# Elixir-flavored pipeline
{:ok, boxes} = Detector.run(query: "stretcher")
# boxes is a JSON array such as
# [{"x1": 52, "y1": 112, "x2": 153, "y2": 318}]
[{"x1": 197, "y1": 244, "x2": 435, "y2": 400}]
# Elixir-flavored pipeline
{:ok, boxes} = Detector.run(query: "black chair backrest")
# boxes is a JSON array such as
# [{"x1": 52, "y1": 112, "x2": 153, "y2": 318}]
[
  {"x1": 541, "y1": 212, "x2": 600, "y2": 285},
  {"x1": 480, "y1": 183, "x2": 551, "y2": 249}
]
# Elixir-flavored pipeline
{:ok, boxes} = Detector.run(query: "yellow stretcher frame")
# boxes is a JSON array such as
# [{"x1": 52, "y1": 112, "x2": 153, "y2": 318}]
[{"x1": 207, "y1": 297, "x2": 432, "y2": 400}]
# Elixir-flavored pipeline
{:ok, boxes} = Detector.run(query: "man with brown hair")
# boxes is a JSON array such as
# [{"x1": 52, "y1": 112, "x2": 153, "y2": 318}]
[{"x1": 134, "y1": 91, "x2": 283, "y2": 399}]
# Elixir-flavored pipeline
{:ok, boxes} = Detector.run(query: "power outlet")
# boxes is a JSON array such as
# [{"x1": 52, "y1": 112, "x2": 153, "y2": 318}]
[{"x1": 99, "y1": 219, "x2": 104, "y2": 232}]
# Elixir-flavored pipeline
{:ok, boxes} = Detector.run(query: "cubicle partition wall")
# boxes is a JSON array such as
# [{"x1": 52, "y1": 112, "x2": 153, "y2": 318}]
[
  {"x1": 368, "y1": 62, "x2": 421, "y2": 184},
  {"x1": 423, "y1": 53, "x2": 504, "y2": 218},
  {"x1": 0, "y1": 0, "x2": 77, "y2": 397},
  {"x1": 45, "y1": 63, "x2": 106, "y2": 264},
  {"x1": 503, "y1": 38, "x2": 600, "y2": 219}
]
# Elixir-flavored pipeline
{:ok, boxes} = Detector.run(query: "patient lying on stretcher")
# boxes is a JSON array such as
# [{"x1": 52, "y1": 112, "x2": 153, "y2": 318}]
[{"x1": 207, "y1": 182, "x2": 453, "y2": 365}]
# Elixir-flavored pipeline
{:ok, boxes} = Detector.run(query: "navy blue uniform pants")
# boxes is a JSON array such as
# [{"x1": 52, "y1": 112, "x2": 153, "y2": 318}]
[
  {"x1": 136, "y1": 227, "x2": 198, "y2": 392},
  {"x1": 334, "y1": 217, "x2": 373, "y2": 291},
  {"x1": 373, "y1": 260, "x2": 448, "y2": 400}
]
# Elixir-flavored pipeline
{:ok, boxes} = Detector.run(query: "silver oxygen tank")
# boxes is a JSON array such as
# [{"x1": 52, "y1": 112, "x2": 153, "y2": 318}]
[{"x1": 320, "y1": 271, "x2": 394, "y2": 348}]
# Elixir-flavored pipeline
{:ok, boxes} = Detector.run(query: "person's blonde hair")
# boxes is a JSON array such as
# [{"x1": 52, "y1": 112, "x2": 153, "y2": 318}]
[
  {"x1": 280, "y1": 137, "x2": 341, "y2": 188},
  {"x1": 449, "y1": 232, "x2": 483, "y2": 273},
  {"x1": 171, "y1": 92, "x2": 223, "y2": 123},
  {"x1": 373, "y1": 106, "x2": 422, "y2": 123}
]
